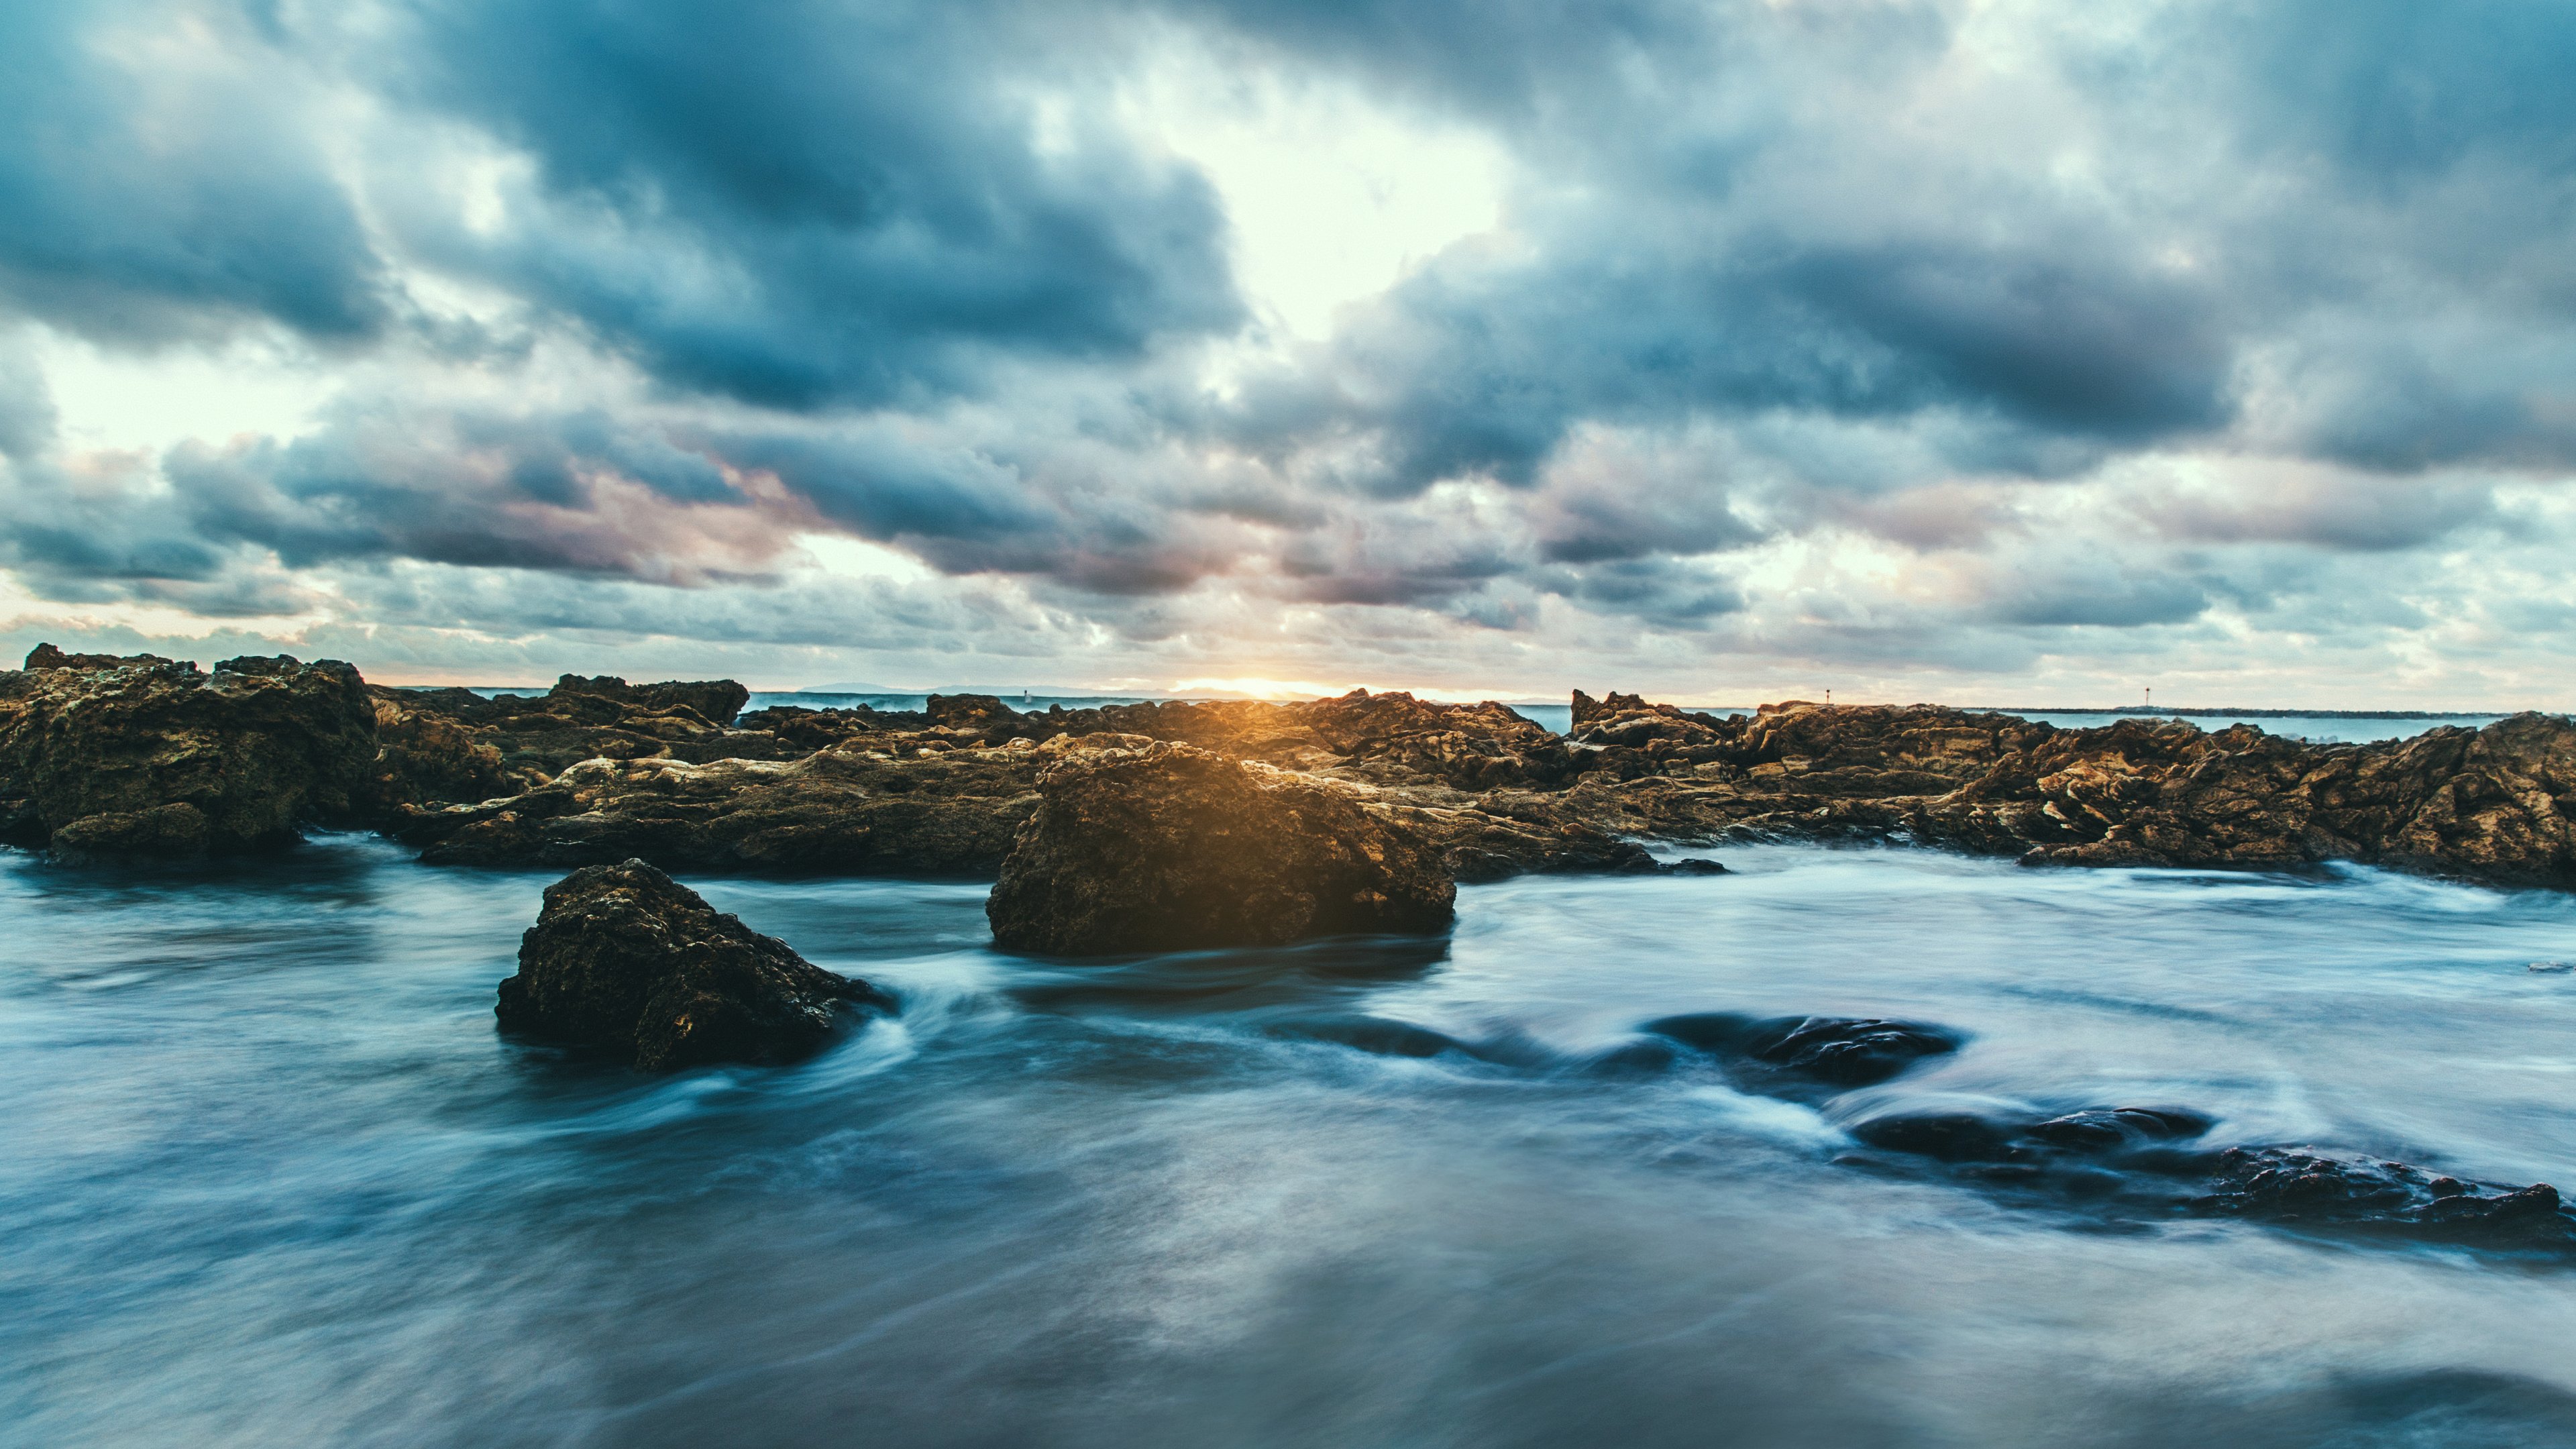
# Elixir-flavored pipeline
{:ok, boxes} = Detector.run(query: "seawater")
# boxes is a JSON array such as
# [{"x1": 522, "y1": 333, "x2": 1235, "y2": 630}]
[
  {"x1": 466, "y1": 690, "x2": 2498, "y2": 747},
  {"x1": 6, "y1": 839, "x2": 2576, "y2": 1447}
]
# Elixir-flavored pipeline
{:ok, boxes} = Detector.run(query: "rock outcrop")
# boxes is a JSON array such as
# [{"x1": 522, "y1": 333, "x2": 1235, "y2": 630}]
[
  {"x1": 23, "y1": 636, "x2": 2550, "y2": 898},
  {"x1": 986, "y1": 742, "x2": 1457, "y2": 954},
  {"x1": 402, "y1": 740, "x2": 1050, "y2": 873},
  {"x1": 368, "y1": 677, "x2": 805, "y2": 812},
  {"x1": 547, "y1": 674, "x2": 751, "y2": 727},
  {"x1": 0, "y1": 646, "x2": 376, "y2": 859},
  {"x1": 498, "y1": 858, "x2": 893, "y2": 1071},
  {"x1": 1535, "y1": 696, "x2": 2576, "y2": 892}
]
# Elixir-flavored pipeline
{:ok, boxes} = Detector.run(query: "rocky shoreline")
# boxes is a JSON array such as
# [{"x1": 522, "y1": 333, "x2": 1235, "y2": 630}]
[
  {"x1": 14, "y1": 644, "x2": 2570, "y2": 1258},
  {"x1": 7, "y1": 645, "x2": 2574, "y2": 896}
]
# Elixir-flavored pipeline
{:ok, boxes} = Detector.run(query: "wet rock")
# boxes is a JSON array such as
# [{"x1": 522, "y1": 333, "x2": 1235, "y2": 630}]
[
  {"x1": 986, "y1": 741, "x2": 1456, "y2": 955},
  {"x1": 0, "y1": 646, "x2": 376, "y2": 858},
  {"x1": 1643, "y1": 1013, "x2": 1964, "y2": 1089},
  {"x1": 2192, "y1": 1148, "x2": 2576, "y2": 1249},
  {"x1": 21, "y1": 643, "x2": 175, "y2": 671},
  {"x1": 549, "y1": 674, "x2": 751, "y2": 727},
  {"x1": 1849, "y1": 1112, "x2": 2023, "y2": 1163},
  {"x1": 498, "y1": 858, "x2": 892, "y2": 1071},
  {"x1": 1836, "y1": 1103, "x2": 2576, "y2": 1254},
  {"x1": 370, "y1": 678, "x2": 807, "y2": 812},
  {"x1": 403, "y1": 743, "x2": 1045, "y2": 874},
  {"x1": 1267, "y1": 1014, "x2": 1474, "y2": 1059},
  {"x1": 366, "y1": 688, "x2": 515, "y2": 814},
  {"x1": 2021, "y1": 1106, "x2": 2216, "y2": 1153}
]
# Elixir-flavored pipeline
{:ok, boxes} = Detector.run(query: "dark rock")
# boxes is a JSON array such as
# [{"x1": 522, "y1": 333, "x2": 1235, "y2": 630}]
[
  {"x1": 404, "y1": 741, "x2": 1046, "y2": 874},
  {"x1": 0, "y1": 651, "x2": 376, "y2": 857},
  {"x1": 498, "y1": 859, "x2": 892, "y2": 1071},
  {"x1": 366, "y1": 688, "x2": 514, "y2": 814},
  {"x1": 2192, "y1": 1148, "x2": 2576, "y2": 1249},
  {"x1": 986, "y1": 741, "x2": 1456, "y2": 955},
  {"x1": 1833, "y1": 1102, "x2": 2576, "y2": 1255},
  {"x1": 2021, "y1": 1106, "x2": 2216, "y2": 1153},
  {"x1": 1643, "y1": 1012, "x2": 1964, "y2": 1088},
  {"x1": 549, "y1": 674, "x2": 751, "y2": 727},
  {"x1": 370, "y1": 679, "x2": 806, "y2": 814},
  {"x1": 1663, "y1": 857, "x2": 1729, "y2": 875},
  {"x1": 23, "y1": 643, "x2": 174, "y2": 671},
  {"x1": 1849, "y1": 1112, "x2": 2024, "y2": 1163},
  {"x1": 1267, "y1": 1014, "x2": 1473, "y2": 1059}
]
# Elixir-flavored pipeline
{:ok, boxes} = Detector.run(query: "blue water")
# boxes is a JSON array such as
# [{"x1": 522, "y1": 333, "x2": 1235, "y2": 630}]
[
  {"x1": 2020, "y1": 712, "x2": 2509, "y2": 745},
  {"x1": 463, "y1": 690, "x2": 2504, "y2": 748},
  {"x1": 9, "y1": 839, "x2": 2576, "y2": 1447}
]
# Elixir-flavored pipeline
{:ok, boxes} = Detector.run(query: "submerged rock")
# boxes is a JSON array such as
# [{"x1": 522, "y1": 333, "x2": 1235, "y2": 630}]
[
  {"x1": 1642, "y1": 1012, "x2": 1964, "y2": 1090},
  {"x1": 986, "y1": 741, "x2": 1456, "y2": 955},
  {"x1": 2192, "y1": 1148, "x2": 2576, "y2": 1249},
  {"x1": 498, "y1": 858, "x2": 893, "y2": 1071},
  {"x1": 1839, "y1": 1104, "x2": 2576, "y2": 1253},
  {"x1": 0, "y1": 645, "x2": 376, "y2": 859}
]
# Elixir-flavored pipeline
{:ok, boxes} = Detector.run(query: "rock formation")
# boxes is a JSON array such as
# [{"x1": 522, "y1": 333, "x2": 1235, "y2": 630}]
[
  {"x1": 15, "y1": 638, "x2": 2564, "y2": 898},
  {"x1": 0, "y1": 645, "x2": 376, "y2": 859},
  {"x1": 497, "y1": 858, "x2": 893, "y2": 1071},
  {"x1": 986, "y1": 741, "x2": 1457, "y2": 953},
  {"x1": 547, "y1": 673, "x2": 751, "y2": 727},
  {"x1": 403, "y1": 740, "x2": 1049, "y2": 873}
]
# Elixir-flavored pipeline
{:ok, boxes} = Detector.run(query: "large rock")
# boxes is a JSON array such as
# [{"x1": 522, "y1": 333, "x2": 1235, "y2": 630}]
[
  {"x1": 0, "y1": 646, "x2": 376, "y2": 858},
  {"x1": 548, "y1": 673, "x2": 751, "y2": 727},
  {"x1": 402, "y1": 739, "x2": 1049, "y2": 873},
  {"x1": 498, "y1": 859, "x2": 892, "y2": 1071},
  {"x1": 987, "y1": 742, "x2": 1456, "y2": 954},
  {"x1": 365, "y1": 676, "x2": 805, "y2": 816}
]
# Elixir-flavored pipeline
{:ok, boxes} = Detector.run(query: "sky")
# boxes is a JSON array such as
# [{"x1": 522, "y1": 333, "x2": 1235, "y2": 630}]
[{"x1": 1, "y1": 0, "x2": 2572, "y2": 705}]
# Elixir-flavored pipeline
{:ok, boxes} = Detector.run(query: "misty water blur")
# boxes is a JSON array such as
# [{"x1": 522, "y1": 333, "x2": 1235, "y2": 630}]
[{"x1": 6, "y1": 839, "x2": 2575, "y2": 1447}]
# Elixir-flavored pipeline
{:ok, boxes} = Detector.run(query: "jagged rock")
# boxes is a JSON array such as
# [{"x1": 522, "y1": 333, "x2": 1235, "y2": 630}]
[
  {"x1": 1550, "y1": 693, "x2": 2576, "y2": 892},
  {"x1": 498, "y1": 859, "x2": 892, "y2": 1071},
  {"x1": 370, "y1": 678, "x2": 806, "y2": 812},
  {"x1": 2190, "y1": 1148, "x2": 2576, "y2": 1248},
  {"x1": 1835, "y1": 1104, "x2": 2576, "y2": 1252},
  {"x1": 549, "y1": 674, "x2": 750, "y2": 727},
  {"x1": 736, "y1": 704, "x2": 888, "y2": 750},
  {"x1": 366, "y1": 688, "x2": 513, "y2": 814},
  {"x1": 986, "y1": 741, "x2": 1456, "y2": 954},
  {"x1": 0, "y1": 647, "x2": 376, "y2": 858},
  {"x1": 403, "y1": 741, "x2": 1046, "y2": 873},
  {"x1": 1643, "y1": 1012, "x2": 1964, "y2": 1090},
  {"x1": 21, "y1": 643, "x2": 174, "y2": 671}
]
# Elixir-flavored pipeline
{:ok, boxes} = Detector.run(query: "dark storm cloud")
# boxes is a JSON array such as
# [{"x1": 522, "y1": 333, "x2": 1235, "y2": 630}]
[
  {"x1": 1536, "y1": 557, "x2": 1746, "y2": 630},
  {"x1": 0, "y1": 2, "x2": 388, "y2": 343},
  {"x1": 1200, "y1": 0, "x2": 2576, "y2": 498},
  {"x1": 378, "y1": 0, "x2": 1242, "y2": 409},
  {"x1": 1990, "y1": 569, "x2": 2212, "y2": 630},
  {"x1": 155, "y1": 407, "x2": 792, "y2": 578},
  {"x1": 5, "y1": 0, "x2": 2576, "y2": 676},
  {"x1": 2214, "y1": 0, "x2": 2576, "y2": 182}
]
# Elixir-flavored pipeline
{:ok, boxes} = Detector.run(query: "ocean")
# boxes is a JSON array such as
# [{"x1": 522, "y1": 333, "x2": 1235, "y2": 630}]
[{"x1": 6, "y1": 837, "x2": 2575, "y2": 1446}]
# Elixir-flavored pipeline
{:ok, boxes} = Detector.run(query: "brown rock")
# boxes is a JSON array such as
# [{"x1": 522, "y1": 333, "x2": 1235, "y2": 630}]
[
  {"x1": 498, "y1": 859, "x2": 892, "y2": 1071},
  {"x1": 549, "y1": 674, "x2": 751, "y2": 726},
  {"x1": 987, "y1": 741, "x2": 1456, "y2": 954},
  {"x1": 0, "y1": 649, "x2": 376, "y2": 858},
  {"x1": 403, "y1": 741, "x2": 1046, "y2": 873}
]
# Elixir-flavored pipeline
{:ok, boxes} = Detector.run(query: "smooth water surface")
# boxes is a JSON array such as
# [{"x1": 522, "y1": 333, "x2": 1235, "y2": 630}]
[{"x1": 6, "y1": 840, "x2": 2576, "y2": 1447}]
